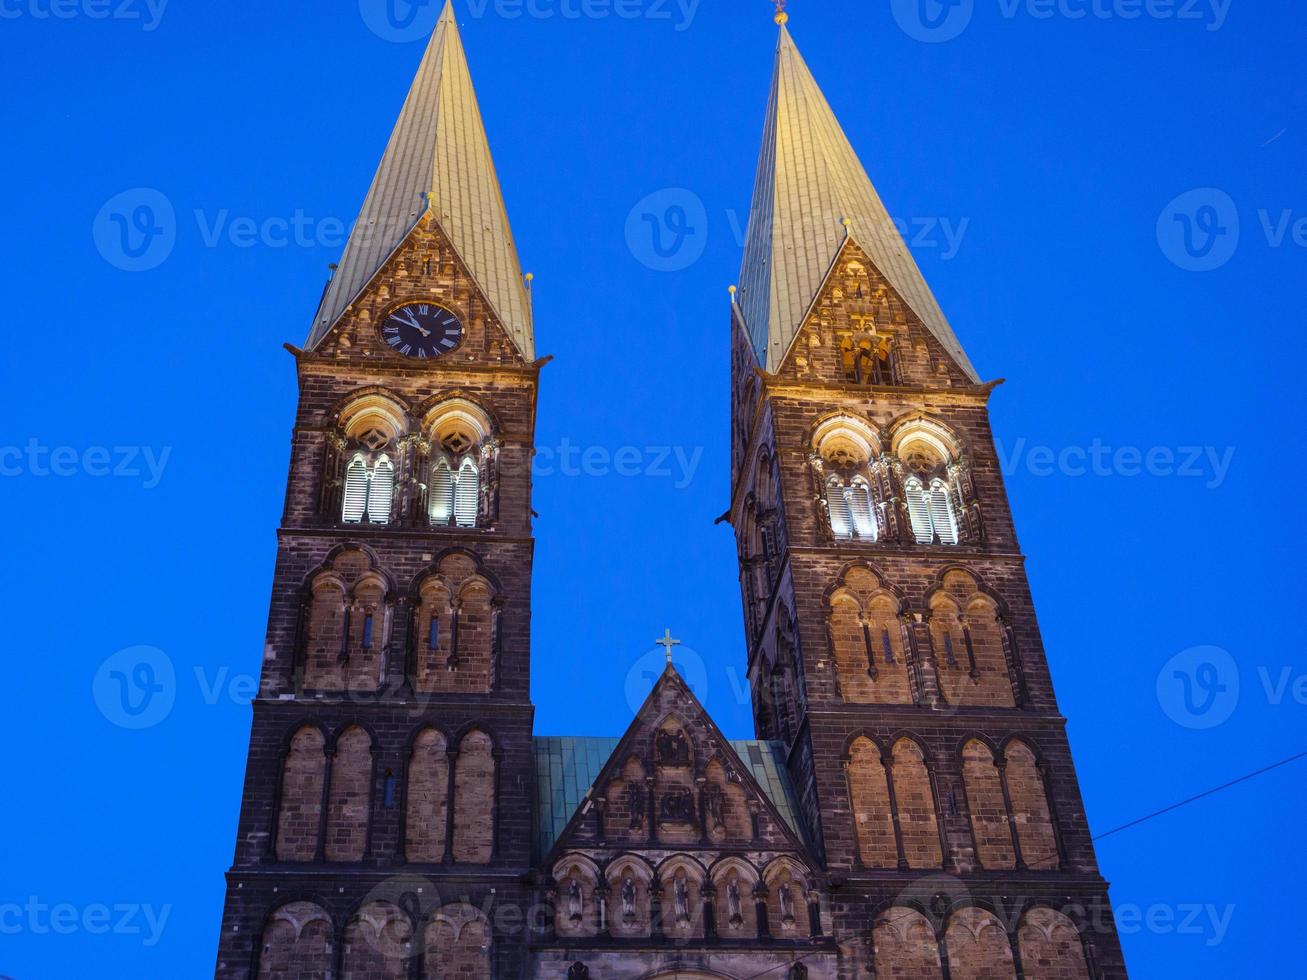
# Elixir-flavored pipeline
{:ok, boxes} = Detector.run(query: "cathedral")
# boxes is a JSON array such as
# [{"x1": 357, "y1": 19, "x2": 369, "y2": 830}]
[{"x1": 214, "y1": 3, "x2": 1127, "y2": 977}]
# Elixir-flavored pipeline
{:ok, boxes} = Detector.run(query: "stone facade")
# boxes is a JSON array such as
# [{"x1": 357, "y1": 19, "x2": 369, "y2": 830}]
[
  {"x1": 726, "y1": 238, "x2": 1128, "y2": 977},
  {"x1": 213, "y1": 12, "x2": 1127, "y2": 979}
]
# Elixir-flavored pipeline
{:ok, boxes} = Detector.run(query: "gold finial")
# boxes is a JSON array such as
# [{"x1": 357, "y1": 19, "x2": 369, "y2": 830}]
[
  {"x1": 525, "y1": 272, "x2": 535, "y2": 285},
  {"x1": 842, "y1": 217, "x2": 853, "y2": 237},
  {"x1": 774, "y1": 0, "x2": 789, "y2": 25},
  {"x1": 728, "y1": 284, "x2": 738, "y2": 299}
]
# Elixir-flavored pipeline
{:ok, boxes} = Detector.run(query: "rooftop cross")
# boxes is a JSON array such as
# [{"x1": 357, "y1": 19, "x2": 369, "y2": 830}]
[{"x1": 656, "y1": 629, "x2": 682, "y2": 665}]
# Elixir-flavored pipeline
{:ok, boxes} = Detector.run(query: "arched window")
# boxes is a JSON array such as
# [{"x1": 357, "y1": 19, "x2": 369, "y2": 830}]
[
  {"x1": 426, "y1": 402, "x2": 492, "y2": 529},
  {"x1": 337, "y1": 397, "x2": 406, "y2": 526},
  {"x1": 258, "y1": 902, "x2": 334, "y2": 980},
  {"x1": 895, "y1": 421, "x2": 966, "y2": 546},
  {"x1": 905, "y1": 476, "x2": 958, "y2": 545},
  {"x1": 452, "y1": 730, "x2": 495, "y2": 864},
  {"x1": 424, "y1": 904, "x2": 491, "y2": 979},
  {"x1": 827, "y1": 475, "x2": 877, "y2": 540},
  {"x1": 813, "y1": 416, "x2": 882, "y2": 542},
  {"x1": 275, "y1": 726, "x2": 326, "y2": 862}
]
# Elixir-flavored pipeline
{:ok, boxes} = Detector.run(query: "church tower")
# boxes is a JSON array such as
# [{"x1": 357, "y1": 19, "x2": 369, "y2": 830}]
[
  {"x1": 727, "y1": 13, "x2": 1129, "y2": 978},
  {"x1": 214, "y1": 3, "x2": 540, "y2": 975}
]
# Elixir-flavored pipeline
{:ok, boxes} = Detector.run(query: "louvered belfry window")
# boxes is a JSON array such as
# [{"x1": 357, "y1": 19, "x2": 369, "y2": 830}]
[
  {"x1": 828, "y1": 475, "x2": 878, "y2": 541},
  {"x1": 429, "y1": 447, "x2": 481, "y2": 528},
  {"x1": 905, "y1": 476, "x2": 958, "y2": 545},
  {"x1": 341, "y1": 452, "x2": 395, "y2": 525}
]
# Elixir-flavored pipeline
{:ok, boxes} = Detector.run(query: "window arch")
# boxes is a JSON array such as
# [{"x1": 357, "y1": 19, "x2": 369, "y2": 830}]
[
  {"x1": 812, "y1": 416, "x2": 883, "y2": 542},
  {"x1": 275, "y1": 726, "x2": 326, "y2": 862},
  {"x1": 893, "y1": 419, "x2": 966, "y2": 546},
  {"x1": 928, "y1": 571, "x2": 1017, "y2": 709},
  {"x1": 425, "y1": 400, "x2": 492, "y2": 529},
  {"x1": 342, "y1": 901, "x2": 412, "y2": 979},
  {"x1": 300, "y1": 549, "x2": 391, "y2": 693},
  {"x1": 944, "y1": 907, "x2": 1016, "y2": 979},
  {"x1": 891, "y1": 738, "x2": 943, "y2": 870},
  {"x1": 847, "y1": 737, "x2": 896, "y2": 869},
  {"x1": 325, "y1": 726, "x2": 373, "y2": 862},
  {"x1": 1017, "y1": 907, "x2": 1091, "y2": 979},
  {"x1": 337, "y1": 396, "x2": 407, "y2": 526},
  {"x1": 412, "y1": 553, "x2": 497, "y2": 695},
  {"x1": 424, "y1": 904, "x2": 491, "y2": 979},
  {"x1": 872, "y1": 907, "x2": 944, "y2": 979},
  {"x1": 405, "y1": 729, "x2": 449, "y2": 863},
  {"x1": 257, "y1": 902, "x2": 334, "y2": 980},
  {"x1": 452, "y1": 730, "x2": 496, "y2": 864},
  {"x1": 1005, "y1": 739, "x2": 1060, "y2": 870},
  {"x1": 962, "y1": 739, "x2": 1015, "y2": 870},
  {"x1": 827, "y1": 566, "x2": 914, "y2": 705}
]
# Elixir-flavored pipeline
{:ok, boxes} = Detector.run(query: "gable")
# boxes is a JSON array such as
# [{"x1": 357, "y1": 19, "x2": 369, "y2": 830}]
[
  {"x1": 306, "y1": 212, "x2": 529, "y2": 369},
  {"x1": 773, "y1": 236, "x2": 977, "y2": 388},
  {"x1": 535, "y1": 667, "x2": 813, "y2": 863}
]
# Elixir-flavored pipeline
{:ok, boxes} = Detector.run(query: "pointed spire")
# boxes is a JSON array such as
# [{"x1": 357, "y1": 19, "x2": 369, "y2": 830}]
[
  {"x1": 308, "y1": 0, "x2": 533, "y2": 356},
  {"x1": 737, "y1": 23, "x2": 979, "y2": 381}
]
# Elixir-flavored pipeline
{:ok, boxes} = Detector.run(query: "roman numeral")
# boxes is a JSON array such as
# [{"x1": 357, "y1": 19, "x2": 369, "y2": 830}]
[{"x1": 400, "y1": 344, "x2": 413, "y2": 355}]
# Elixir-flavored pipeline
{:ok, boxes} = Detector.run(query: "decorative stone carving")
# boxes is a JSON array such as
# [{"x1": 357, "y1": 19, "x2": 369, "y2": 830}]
[{"x1": 659, "y1": 788, "x2": 695, "y2": 824}]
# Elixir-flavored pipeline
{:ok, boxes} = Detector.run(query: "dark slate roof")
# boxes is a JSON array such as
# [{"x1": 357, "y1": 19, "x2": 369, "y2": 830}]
[{"x1": 532, "y1": 736, "x2": 806, "y2": 861}]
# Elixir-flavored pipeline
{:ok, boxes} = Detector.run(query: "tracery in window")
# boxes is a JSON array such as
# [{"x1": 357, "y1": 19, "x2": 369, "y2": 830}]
[
  {"x1": 813, "y1": 416, "x2": 882, "y2": 542},
  {"x1": 426, "y1": 401, "x2": 492, "y2": 529}
]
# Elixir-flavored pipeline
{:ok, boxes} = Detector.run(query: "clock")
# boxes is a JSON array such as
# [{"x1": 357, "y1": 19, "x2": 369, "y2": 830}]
[{"x1": 381, "y1": 302, "x2": 463, "y2": 359}]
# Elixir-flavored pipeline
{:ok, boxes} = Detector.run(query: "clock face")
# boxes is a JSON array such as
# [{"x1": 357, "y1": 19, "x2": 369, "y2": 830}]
[{"x1": 381, "y1": 303, "x2": 463, "y2": 359}]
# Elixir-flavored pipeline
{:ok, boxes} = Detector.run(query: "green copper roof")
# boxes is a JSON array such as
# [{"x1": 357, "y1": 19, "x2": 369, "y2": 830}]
[{"x1": 533, "y1": 736, "x2": 806, "y2": 860}]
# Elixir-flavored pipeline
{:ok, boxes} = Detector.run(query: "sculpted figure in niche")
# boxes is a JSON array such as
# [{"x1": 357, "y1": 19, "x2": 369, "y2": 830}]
[
  {"x1": 673, "y1": 872, "x2": 691, "y2": 924},
  {"x1": 705, "y1": 784, "x2": 724, "y2": 830},
  {"x1": 626, "y1": 783, "x2": 645, "y2": 829},
  {"x1": 656, "y1": 728, "x2": 691, "y2": 766},
  {"x1": 726, "y1": 874, "x2": 744, "y2": 928},
  {"x1": 566, "y1": 875, "x2": 583, "y2": 923},
  {"x1": 779, "y1": 879, "x2": 795, "y2": 924},
  {"x1": 621, "y1": 874, "x2": 637, "y2": 921},
  {"x1": 660, "y1": 788, "x2": 695, "y2": 823}
]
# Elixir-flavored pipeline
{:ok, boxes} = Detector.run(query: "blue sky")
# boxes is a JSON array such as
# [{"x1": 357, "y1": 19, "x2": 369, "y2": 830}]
[{"x1": 1, "y1": 0, "x2": 1304, "y2": 976}]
